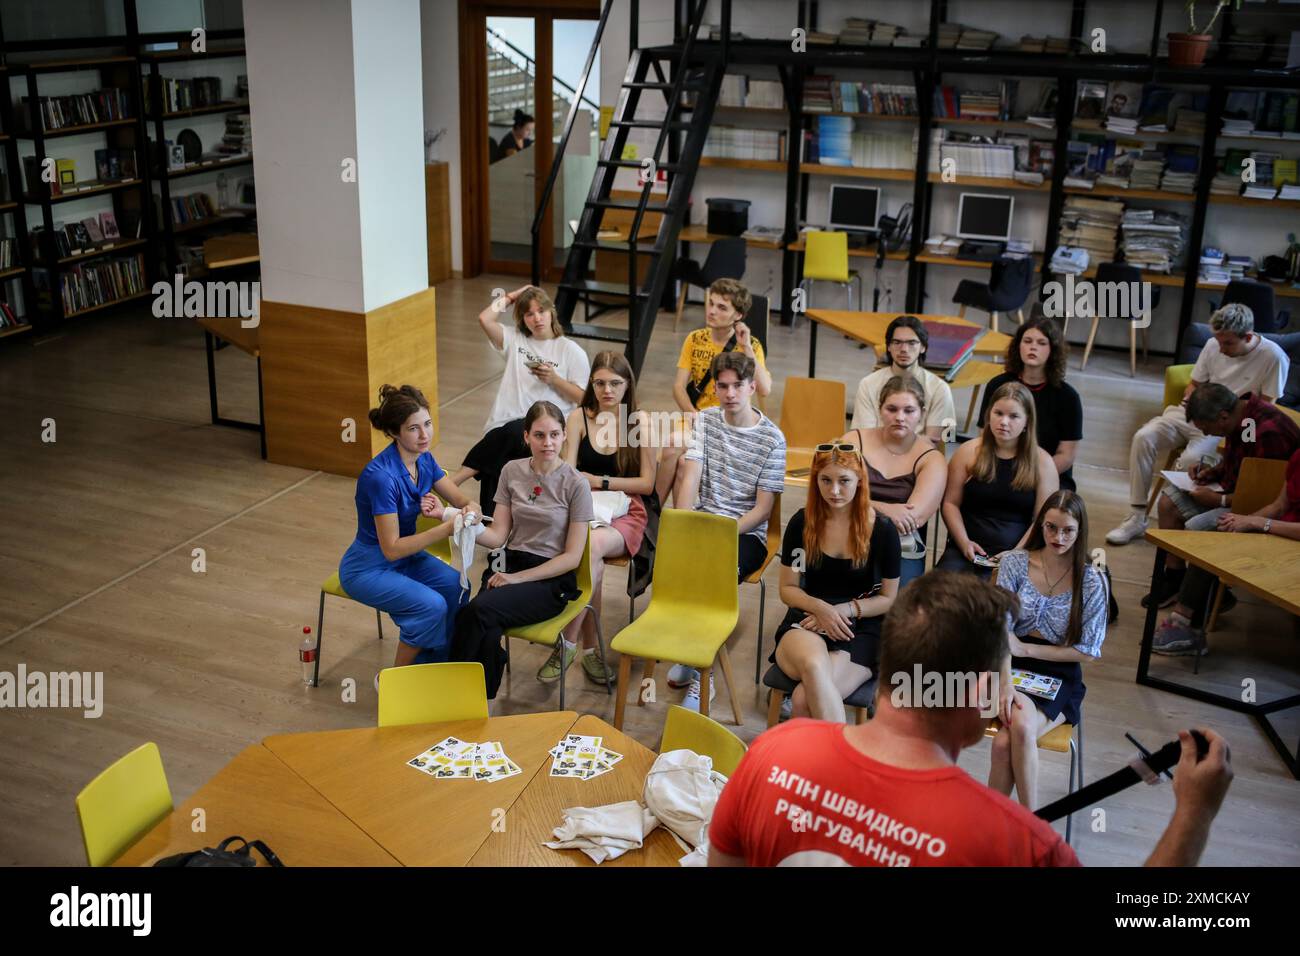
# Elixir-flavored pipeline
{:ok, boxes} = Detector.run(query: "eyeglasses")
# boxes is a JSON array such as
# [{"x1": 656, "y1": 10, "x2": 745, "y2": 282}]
[
  {"x1": 889, "y1": 338, "x2": 923, "y2": 349},
  {"x1": 814, "y1": 443, "x2": 861, "y2": 458}
]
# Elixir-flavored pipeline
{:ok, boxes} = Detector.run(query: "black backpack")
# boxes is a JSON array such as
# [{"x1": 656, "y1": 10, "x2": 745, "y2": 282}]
[{"x1": 154, "y1": 836, "x2": 284, "y2": 867}]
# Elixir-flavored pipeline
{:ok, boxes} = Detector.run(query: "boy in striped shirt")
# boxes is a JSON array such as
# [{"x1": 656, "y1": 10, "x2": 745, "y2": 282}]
[{"x1": 670, "y1": 351, "x2": 787, "y2": 710}]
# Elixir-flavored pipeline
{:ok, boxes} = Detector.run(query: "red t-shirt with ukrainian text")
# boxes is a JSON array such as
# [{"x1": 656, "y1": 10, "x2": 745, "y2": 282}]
[{"x1": 709, "y1": 719, "x2": 1079, "y2": 867}]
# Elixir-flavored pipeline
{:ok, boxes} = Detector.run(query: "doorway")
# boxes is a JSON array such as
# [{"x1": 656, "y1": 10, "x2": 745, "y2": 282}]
[{"x1": 459, "y1": 0, "x2": 600, "y2": 279}]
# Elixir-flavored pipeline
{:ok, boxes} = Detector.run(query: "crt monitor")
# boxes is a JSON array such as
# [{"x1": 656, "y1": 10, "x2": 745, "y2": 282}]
[
  {"x1": 828, "y1": 184, "x2": 880, "y2": 233},
  {"x1": 956, "y1": 193, "x2": 1014, "y2": 242}
]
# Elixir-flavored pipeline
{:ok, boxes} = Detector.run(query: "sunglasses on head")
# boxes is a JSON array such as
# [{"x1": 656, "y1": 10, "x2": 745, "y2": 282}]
[{"x1": 814, "y1": 442, "x2": 860, "y2": 457}]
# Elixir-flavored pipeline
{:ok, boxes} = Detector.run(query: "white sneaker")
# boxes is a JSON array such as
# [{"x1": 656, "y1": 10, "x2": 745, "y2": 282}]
[
  {"x1": 779, "y1": 695, "x2": 793, "y2": 721},
  {"x1": 374, "y1": 672, "x2": 381, "y2": 692},
  {"x1": 1106, "y1": 513, "x2": 1149, "y2": 545},
  {"x1": 667, "y1": 663, "x2": 698, "y2": 688},
  {"x1": 681, "y1": 675, "x2": 717, "y2": 712}
]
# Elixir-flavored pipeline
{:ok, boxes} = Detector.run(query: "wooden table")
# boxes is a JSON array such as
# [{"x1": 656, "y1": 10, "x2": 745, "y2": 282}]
[
  {"x1": 1137, "y1": 529, "x2": 1300, "y2": 778},
  {"x1": 804, "y1": 309, "x2": 1011, "y2": 378},
  {"x1": 118, "y1": 712, "x2": 685, "y2": 866},
  {"x1": 468, "y1": 715, "x2": 684, "y2": 866},
  {"x1": 203, "y1": 232, "x2": 260, "y2": 270},
  {"x1": 113, "y1": 744, "x2": 400, "y2": 867},
  {"x1": 198, "y1": 315, "x2": 265, "y2": 459}
]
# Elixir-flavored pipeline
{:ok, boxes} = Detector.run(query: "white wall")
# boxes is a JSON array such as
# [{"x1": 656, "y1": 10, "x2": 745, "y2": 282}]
[{"x1": 421, "y1": 0, "x2": 462, "y2": 272}]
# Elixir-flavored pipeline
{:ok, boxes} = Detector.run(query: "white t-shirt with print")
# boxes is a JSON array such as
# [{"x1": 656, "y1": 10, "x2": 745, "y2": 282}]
[
  {"x1": 485, "y1": 324, "x2": 592, "y2": 431},
  {"x1": 1191, "y1": 335, "x2": 1289, "y2": 400}
]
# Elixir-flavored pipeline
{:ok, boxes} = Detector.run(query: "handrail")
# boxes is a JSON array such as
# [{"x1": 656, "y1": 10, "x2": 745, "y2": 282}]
[
  {"x1": 530, "y1": 0, "x2": 612, "y2": 282},
  {"x1": 486, "y1": 26, "x2": 599, "y2": 116}
]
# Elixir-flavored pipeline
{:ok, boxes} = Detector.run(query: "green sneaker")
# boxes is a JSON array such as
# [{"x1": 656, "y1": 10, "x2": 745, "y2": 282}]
[
  {"x1": 581, "y1": 650, "x2": 612, "y2": 685},
  {"x1": 536, "y1": 641, "x2": 578, "y2": 682}
]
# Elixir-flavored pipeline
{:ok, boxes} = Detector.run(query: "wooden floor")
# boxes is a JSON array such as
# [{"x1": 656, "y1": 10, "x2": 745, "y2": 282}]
[{"x1": 1, "y1": 276, "x2": 1297, "y2": 866}]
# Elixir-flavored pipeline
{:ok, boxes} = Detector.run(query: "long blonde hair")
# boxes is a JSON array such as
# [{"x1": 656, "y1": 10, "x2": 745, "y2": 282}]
[{"x1": 972, "y1": 381, "x2": 1039, "y2": 492}]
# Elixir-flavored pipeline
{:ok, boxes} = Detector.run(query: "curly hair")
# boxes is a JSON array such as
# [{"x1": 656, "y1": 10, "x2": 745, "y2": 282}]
[{"x1": 1004, "y1": 315, "x2": 1068, "y2": 387}]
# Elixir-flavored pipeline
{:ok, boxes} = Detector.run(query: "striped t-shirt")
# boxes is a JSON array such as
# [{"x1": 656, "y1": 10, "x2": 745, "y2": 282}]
[{"x1": 685, "y1": 407, "x2": 787, "y2": 539}]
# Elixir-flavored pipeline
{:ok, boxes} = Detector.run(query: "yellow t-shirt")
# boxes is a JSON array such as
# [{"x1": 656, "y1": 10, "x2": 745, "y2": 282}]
[{"x1": 676, "y1": 328, "x2": 767, "y2": 409}]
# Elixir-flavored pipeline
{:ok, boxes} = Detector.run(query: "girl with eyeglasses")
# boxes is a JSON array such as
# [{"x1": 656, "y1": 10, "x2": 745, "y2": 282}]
[
  {"x1": 839, "y1": 375, "x2": 947, "y2": 586},
  {"x1": 769, "y1": 443, "x2": 901, "y2": 722},
  {"x1": 990, "y1": 491, "x2": 1108, "y2": 809}
]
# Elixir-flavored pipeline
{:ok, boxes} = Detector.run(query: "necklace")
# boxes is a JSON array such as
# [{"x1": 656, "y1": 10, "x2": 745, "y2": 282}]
[
  {"x1": 1036, "y1": 555, "x2": 1071, "y2": 595},
  {"x1": 880, "y1": 433, "x2": 913, "y2": 457}
]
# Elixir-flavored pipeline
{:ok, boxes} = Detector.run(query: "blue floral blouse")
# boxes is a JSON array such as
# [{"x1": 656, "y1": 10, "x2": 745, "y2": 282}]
[{"x1": 995, "y1": 550, "x2": 1107, "y2": 658}]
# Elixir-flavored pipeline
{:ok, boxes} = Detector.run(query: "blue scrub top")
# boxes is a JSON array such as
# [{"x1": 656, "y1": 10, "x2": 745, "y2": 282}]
[{"x1": 352, "y1": 443, "x2": 446, "y2": 547}]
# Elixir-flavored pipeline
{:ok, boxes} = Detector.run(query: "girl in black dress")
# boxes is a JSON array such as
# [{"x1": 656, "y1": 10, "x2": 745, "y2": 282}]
[
  {"x1": 771, "y1": 443, "x2": 901, "y2": 723},
  {"x1": 938, "y1": 381, "x2": 1059, "y2": 578}
]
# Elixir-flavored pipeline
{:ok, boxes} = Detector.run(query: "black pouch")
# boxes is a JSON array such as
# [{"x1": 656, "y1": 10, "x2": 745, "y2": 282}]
[
  {"x1": 685, "y1": 334, "x2": 737, "y2": 407},
  {"x1": 153, "y1": 836, "x2": 285, "y2": 867}
]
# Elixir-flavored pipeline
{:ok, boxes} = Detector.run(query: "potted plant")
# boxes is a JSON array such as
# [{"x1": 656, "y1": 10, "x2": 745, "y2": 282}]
[{"x1": 1168, "y1": 0, "x2": 1240, "y2": 67}]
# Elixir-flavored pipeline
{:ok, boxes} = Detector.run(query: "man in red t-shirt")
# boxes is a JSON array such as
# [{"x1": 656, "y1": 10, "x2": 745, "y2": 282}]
[{"x1": 709, "y1": 572, "x2": 1234, "y2": 867}]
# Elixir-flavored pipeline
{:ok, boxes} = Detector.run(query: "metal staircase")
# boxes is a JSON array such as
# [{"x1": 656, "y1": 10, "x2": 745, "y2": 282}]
[{"x1": 532, "y1": 0, "x2": 721, "y2": 376}]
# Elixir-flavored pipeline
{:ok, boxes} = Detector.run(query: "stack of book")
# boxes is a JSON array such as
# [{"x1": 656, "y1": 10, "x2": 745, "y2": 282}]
[
  {"x1": 848, "y1": 129, "x2": 915, "y2": 169},
  {"x1": 1018, "y1": 35, "x2": 1070, "y2": 53},
  {"x1": 1161, "y1": 169, "x2": 1197, "y2": 193},
  {"x1": 703, "y1": 126, "x2": 786, "y2": 161},
  {"x1": 1174, "y1": 108, "x2": 1206, "y2": 135},
  {"x1": 219, "y1": 114, "x2": 252, "y2": 155},
  {"x1": 1199, "y1": 249, "x2": 1231, "y2": 285},
  {"x1": 1160, "y1": 146, "x2": 1199, "y2": 193},
  {"x1": 1130, "y1": 152, "x2": 1165, "y2": 190},
  {"x1": 718, "y1": 75, "x2": 747, "y2": 107},
  {"x1": 1120, "y1": 208, "x2": 1187, "y2": 273},
  {"x1": 1222, "y1": 116, "x2": 1255, "y2": 137},
  {"x1": 746, "y1": 80, "x2": 784, "y2": 109},
  {"x1": 893, "y1": 32, "x2": 926, "y2": 48},
  {"x1": 1211, "y1": 169, "x2": 1243, "y2": 196},
  {"x1": 869, "y1": 22, "x2": 902, "y2": 46},
  {"x1": 1106, "y1": 115, "x2": 1138, "y2": 135},
  {"x1": 1050, "y1": 245, "x2": 1090, "y2": 274},
  {"x1": 936, "y1": 138, "x2": 1017, "y2": 179},
  {"x1": 936, "y1": 23, "x2": 963, "y2": 49},
  {"x1": 924, "y1": 235, "x2": 963, "y2": 257},
  {"x1": 839, "y1": 18, "x2": 872, "y2": 45},
  {"x1": 817, "y1": 116, "x2": 853, "y2": 166},
  {"x1": 1281, "y1": 183, "x2": 1300, "y2": 200},
  {"x1": 0, "y1": 301, "x2": 24, "y2": 331},
  {"x1": 920, "y1": 320, "x2": 981, "y2": 381},
  {"x1": 956, "y1": 27, "x2": 998, "y2": 50},
  {"x1": 858, "y1": 84, "x2": 917, "y2": 116},
  {"x1": 1059, "y1": 195, "x2": 1124, "y2": 261},
  {"x1": 958, "y1": 90, "x2": 1002, "y2": 120},
  {"x1": 802, "y1": 76, "x2": 835, "y2": 113},
  {"x1": 168, "y1": 191, "x2": 217, "y2": 226}
]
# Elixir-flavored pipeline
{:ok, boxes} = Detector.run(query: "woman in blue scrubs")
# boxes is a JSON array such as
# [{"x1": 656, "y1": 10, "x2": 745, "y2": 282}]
[{"x1": 339, "y1": 384, "x2": 480, "y2": 669}]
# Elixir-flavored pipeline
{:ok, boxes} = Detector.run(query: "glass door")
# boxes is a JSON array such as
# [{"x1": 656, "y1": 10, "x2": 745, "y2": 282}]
[{"x1": 485, "y1": 15, "x2": 538, "y2": 273}]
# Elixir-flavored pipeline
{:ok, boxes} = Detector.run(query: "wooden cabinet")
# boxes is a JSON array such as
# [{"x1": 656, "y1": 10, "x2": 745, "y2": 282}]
[{"x1": 426, "y1": 162, "x2": 451, "y2": 285}]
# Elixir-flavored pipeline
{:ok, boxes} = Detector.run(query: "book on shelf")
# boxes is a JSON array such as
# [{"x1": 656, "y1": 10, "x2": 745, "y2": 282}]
[
  {"x1": 0, "y1": 237, "x2": 16, "y2": 269},
  {"x1": 32, "y1": 253, "x2": 146, "y2": 315},
  {"x1": 93, "y1": 148, "x2": 137, "y2": 182},
  {"x1": 0, "y1": 300, "x2": 25, "y2": 330},
  {"x1": 100, "y1": 211, "x2": 120, "y2": 240},
  {"x1": 22, "y1": 88, "x2": 132, "y2": 131},
  {"x1": 81, "y1": 216, "x2": 104, "y2": 244},
  {"x1": 1075, "y1": 81, "x2": 1107, "y2": 121},
  {"x1": 144, "y1": 76, "x2": 225, "y2": 115}
]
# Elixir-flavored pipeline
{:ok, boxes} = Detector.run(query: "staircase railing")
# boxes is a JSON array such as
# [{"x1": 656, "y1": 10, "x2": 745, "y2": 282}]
[
  {"x1": 486, "y1": 25, "x2": 599, "y2": 118},
  {"x1": 529, "y1": 0, "x2": 614, "y2": 283}
]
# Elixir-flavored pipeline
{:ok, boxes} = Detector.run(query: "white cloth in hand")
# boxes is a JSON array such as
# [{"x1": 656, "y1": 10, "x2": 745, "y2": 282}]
[
  {"x1": 441, "y1": 507, "x2": 486, "y2": 593},
  {"x1": 544, "y1": 800, "x2": 660, "y2": 864}
]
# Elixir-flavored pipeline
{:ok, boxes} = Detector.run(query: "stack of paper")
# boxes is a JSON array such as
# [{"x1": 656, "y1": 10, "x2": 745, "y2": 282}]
[
  {"x1": 407, "y1": 736, "x2": 523, "y2": 782},
  {"x1": 548, "y1": 733, "x2": 623, "y2": 781}
]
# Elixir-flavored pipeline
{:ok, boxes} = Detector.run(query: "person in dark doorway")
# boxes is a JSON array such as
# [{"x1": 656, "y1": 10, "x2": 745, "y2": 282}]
[{"x1": 499, "y1": 109, "x2": 535, "y2": 159}]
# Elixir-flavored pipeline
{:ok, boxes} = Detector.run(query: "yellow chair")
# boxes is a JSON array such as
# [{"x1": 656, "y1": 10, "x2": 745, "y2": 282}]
[
  {"x1": 798, "y1": 231, "x2": 862, "y2": 320},
  {"x1": 76, "y1": 742, "x2": 174, "y2": 867},
  {"x1": 985, "y1": 720, "x2": 1084, "y2": 844},
  {"x1": 612, "y1": 510, "x2": 743, "y2": 729},
  {"x1": 779, "y1": 377, "x2": 847, "y2": 450},
  {"x1": 1145, "y1": 364, "x2": 1197, "y2": 514},
  {"x1": 313, "y1": 515, "x2": 456, "y2": 687},
  {"x1": 745, "y1": 493, "x2": 783, "y2": 684},
  {"x1": 503, "y1": 529, "x2": 610, "y2": 711},
  {"x1": 377, "y1": 661, "x2": 488, "y2": 727},
  {"x1": 660, "y1": 704, "x2": 747, "y2": 777},
  {"x1": 1204, "y1": 456, "x2": 1288, "y2": 632}
]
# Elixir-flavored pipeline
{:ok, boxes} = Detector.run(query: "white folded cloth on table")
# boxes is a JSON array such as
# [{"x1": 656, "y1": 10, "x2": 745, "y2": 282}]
[
  {"x1": 590, "y1": 490, "x2": 631, "y2": 527},
  {"x1": 544, "y1": 800, "x2": 660, "y2": 864}
]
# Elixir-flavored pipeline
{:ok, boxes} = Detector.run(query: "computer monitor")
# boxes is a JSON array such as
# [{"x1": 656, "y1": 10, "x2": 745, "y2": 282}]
[
  {"x1": 956, "y1": 193, "x2": 1014, "y2": 242},
  {"x1": 828, "y1": 184, "x2": 880, "y2": 234}
]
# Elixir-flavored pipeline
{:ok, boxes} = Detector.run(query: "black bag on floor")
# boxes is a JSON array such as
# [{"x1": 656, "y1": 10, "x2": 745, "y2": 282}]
[{"x1": 154, "y1": 836, "x2": 284, "y2": 867}]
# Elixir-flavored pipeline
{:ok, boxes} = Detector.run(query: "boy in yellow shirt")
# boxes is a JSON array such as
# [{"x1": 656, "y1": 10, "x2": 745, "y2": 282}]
[{"x1": 659, "y1": 279, "x2": 773, "y2": 503}]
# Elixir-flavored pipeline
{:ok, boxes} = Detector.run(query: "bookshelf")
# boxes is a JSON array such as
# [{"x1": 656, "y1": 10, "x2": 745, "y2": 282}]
[
  {"x1": 666, "y1": 1, "x2": 1300, "y2": 357},
  {"x1": 0, "y1": 14, "x2": 249, "y2": 341}
]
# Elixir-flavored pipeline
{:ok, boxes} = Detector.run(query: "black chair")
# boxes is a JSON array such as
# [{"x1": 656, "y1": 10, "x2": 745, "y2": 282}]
[
  {"x1": 1212, "y1": 279, "x2": 1283, "y2": 334},
  {"x1": 746, "y1": 292, "x2": 769, "y2": 353},
  {"x1": 762, "y1": 665, "x2": 877, "y2": 726},
  {"x1": 674, "y1": 236, "x2": 747, "y2": 330},
  {"x1": 952, "y1": 255, "x2": 1035, "y2": 333},
  {"x1": 1080, "y1": 262, "x2": 1161, "y2": 377}
]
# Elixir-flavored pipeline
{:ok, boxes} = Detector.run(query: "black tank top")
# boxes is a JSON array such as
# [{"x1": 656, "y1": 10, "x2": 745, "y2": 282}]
[
  {"x1": 577, "y1": 412, "x2": 621, "y2": 476},
  {"x1": 962, "y1": 455, "x2": 1038, "y2": 555},
  {"x1": 853, "y1": 428, "x2": 940, "y2": 505}
]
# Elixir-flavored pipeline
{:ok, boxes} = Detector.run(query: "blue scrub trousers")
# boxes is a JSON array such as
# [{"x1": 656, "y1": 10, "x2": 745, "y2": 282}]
[{"x1": 339, "y1": 544, "x2": 465, "y2": 663}]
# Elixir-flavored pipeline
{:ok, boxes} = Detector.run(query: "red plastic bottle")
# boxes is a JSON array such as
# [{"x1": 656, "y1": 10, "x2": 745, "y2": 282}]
[{"x1": 299, "y1": 626, "x2": 317, "y2": 684}]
